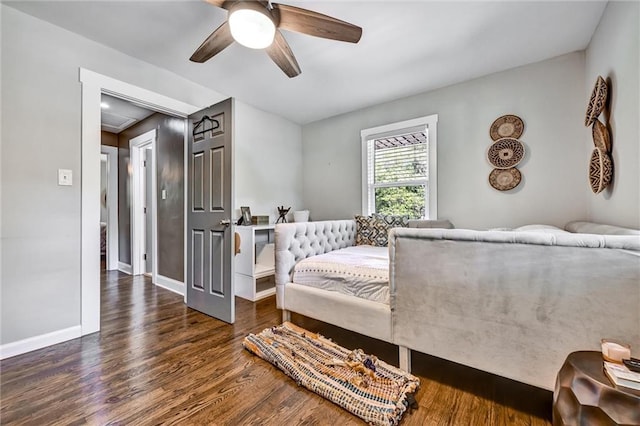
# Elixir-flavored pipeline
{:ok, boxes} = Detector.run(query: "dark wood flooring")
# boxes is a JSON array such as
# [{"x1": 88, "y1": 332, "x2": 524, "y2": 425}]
[{"x1": 1, "y1": 270, "x2": 552, "y2": 425}]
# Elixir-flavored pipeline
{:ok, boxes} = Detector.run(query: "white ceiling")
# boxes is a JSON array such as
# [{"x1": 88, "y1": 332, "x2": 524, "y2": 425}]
[
  {"x1": 5, "y1": 0, "x2": 607, "y2": 124},
  {"x1": 101, "y1": 94, "x2": 155, "y2": 133}
]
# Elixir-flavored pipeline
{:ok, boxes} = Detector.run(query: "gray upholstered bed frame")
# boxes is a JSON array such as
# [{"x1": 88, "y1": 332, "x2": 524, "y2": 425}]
[{"x1": 275, "y1": 219, "x2": 640, "y2": 390}]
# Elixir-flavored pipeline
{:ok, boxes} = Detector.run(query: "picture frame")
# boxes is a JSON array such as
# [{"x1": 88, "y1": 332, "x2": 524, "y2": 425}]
[{"x1": 240, "y1": 206, "x2": 252, "y2": 226}]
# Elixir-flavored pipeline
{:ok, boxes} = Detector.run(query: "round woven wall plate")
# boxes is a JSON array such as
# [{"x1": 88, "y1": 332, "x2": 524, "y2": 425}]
[
  {"x1": 487, "y1": 138, "x2": 525, "y2": 169},
  {"x1": 585, "y1": 76, "x2": 608, "y2": 127},
  {"x1": 589, "y1": 147, "x2": 612, "y2": 194},
  {"x1": 592, "y1": 119, "x2": 611, "y2": 152},
  {"x1": 490, "y1": 115, "x2": 524, "y2": 141},
  {"x1": 489, "y1": 168, "x2": 521, "y2": 191}
]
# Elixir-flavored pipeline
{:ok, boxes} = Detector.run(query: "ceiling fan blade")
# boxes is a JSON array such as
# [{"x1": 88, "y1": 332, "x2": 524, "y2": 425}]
[
  {"x1": 190, "y1": 21, "x2": 234, "y2": 63},
  {"x1": 272, "y1": 3, "x2": 362, "y2": 43},
  {"x1": 265, "y1": 30, "x2": 301, "y2": 78}
]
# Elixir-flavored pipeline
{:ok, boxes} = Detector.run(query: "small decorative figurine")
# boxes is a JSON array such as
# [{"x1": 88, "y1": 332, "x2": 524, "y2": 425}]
[{"x1": 276, "y1": 206, "x2": 291, "y2": 224}]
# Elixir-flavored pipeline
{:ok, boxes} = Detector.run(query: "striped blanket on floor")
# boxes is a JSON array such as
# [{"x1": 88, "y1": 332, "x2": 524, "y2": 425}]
[{"x1": 243, "y1": 322, "x2": 419, "y2": 426}]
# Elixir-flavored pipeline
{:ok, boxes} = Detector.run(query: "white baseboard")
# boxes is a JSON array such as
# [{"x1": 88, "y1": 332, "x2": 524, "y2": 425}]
[
  {"x1": 155, "y1": 274, "x2": 184, "y2": 296},
  {"x1": 0, "y1": 325, "x2": 82, "y2": 360},
  {"x1": 118, "y1": 261, "x2": 132, "y2": 274}
]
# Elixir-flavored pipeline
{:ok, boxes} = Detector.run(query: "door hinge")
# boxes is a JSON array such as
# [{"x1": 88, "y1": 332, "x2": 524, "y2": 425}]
[
  {"x1": 143, "y1": 254, "x2": 147, "y2": 260},
  {"x1": 143, "y1": 207, "x2": 147, "y2": 214},
  {"x1": 143, "y1": 160, "x2": 146, "y2": 167}
]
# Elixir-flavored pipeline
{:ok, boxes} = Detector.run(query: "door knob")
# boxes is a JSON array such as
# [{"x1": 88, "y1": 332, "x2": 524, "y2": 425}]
[{"x1": 219, "y1": 219, "x2": 231, "y2": 227}]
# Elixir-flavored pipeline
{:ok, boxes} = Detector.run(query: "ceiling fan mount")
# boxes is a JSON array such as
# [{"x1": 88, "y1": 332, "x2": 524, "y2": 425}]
[{"x1": 190, "y1": 0, "x2": 362, "y2": 78}]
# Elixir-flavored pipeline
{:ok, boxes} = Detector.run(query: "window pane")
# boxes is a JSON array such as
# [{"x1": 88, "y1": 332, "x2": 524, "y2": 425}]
[
  {"x1": 374, "y1": 140, "x2": 427, "y2": 184},
  {"x1": 375, "y1": 185, "x2": 425, "y2": 218}
]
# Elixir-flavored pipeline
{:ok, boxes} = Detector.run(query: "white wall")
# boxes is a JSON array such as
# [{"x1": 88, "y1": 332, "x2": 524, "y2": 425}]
[
  {"x1": 0, "y1": 5, "x2": 302, "y2": 346},
  {"x1": 584, "y1": 1, "x2": 639, "y2": 229},
  {"x1": 234, "y1": 102, "x2": 303, "y2": 223},
  {"x1": 302, "y1": 52, "x2": 588, "y2": 229}
]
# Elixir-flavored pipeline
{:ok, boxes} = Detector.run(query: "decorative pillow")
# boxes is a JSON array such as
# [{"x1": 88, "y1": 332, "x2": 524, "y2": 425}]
[
  {"x1": 355, "y1": 215, "x2": 389, "y2": 246},
  {"x1": 372, "y1": 213, "x2": 410, "y2": 228},
  {"x1": 356, "y1": 214, "x2": 409, "y2": 247}
]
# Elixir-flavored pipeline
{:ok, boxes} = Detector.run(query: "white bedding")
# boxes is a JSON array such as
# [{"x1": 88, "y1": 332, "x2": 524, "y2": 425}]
[{"x1": 292, "y1": 245, "x2": 390, "y2": 304}]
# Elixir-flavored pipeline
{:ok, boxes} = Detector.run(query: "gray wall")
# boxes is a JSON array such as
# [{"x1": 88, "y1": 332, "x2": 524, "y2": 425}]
[
  {"x1": 584, "y1": 1, "x2": 639, "y2": 229},
  {"x1": 302, "y1": 52, "x2": 588, "y2": 229},
  {"x1": 117, "y1": 113, "x2": 186, "y2": 282},
  {"x1": 0, "y1": 5, "x2": 303, "y2": 346},
  {"x1": 234, "y1": 102, "x2": 304, "y2": 223}
]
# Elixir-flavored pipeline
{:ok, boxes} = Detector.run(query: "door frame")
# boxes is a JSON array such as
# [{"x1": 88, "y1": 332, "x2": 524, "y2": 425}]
[
  {"x1": 101, "y1": 145, "x2": 119, "y2": 271},
  {"x1": 80, "y1": 68, "x2": 203, "y2": 336},
  {"x1": 129, "y1": 130, "x2": 157, "y2": 279}
]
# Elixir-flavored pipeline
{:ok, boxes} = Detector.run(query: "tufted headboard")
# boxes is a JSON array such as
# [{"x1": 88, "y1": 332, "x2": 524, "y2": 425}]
[{"x1": 274, "y1": 220, "x2": 356, "y2": 290}]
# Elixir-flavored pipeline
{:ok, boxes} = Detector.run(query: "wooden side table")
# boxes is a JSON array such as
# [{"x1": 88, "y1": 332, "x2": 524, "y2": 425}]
[{"x1": 553, "y1": 351, "x2": 640, "y2": 425}]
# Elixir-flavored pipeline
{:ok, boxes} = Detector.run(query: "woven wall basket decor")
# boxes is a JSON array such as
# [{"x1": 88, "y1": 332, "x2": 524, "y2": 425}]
[
  {"x1": 487, "y1": 138, "x2": 525, "y2": 169},
  {"x1": 489, "y1": 168, "x2": 521, "y2": 191},
  {"x1": 489, "y1": 114, "x2": 524, "y2": 141},
  {"x1": 592, "y1": 119, "x2": 611, "y2": 153},
  {"x1": 585, "y1": 76, "x2": 608, "y2": 127},
  {"x1": 589, "y1": 147, "x2": 612, "y2": 194}
]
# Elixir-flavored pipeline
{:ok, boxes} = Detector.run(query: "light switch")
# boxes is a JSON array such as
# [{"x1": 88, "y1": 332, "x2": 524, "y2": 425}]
[
  {"x1": 58, "y1": 169, "x2": 73, "y2": 186},
  {"x1": 161, "y1": 189, "x2": 167, "y2": 200}
]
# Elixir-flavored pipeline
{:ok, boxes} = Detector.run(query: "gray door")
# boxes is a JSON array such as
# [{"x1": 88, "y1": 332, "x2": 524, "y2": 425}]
[
  {"x1": 186, "y1": 98, "x2": 234, "y2": 323},
  {"x1": 144, "y1": 148, "x2": 153, "y2": 273}
]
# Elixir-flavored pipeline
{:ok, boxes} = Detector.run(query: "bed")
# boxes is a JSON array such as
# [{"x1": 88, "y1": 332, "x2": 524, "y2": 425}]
[{"x1": 275, "y1": 219, "x2": 640, "y2": 390}]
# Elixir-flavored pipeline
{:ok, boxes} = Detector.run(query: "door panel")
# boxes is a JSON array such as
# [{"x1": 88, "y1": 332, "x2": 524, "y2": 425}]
[
  {"x1": 210, "y1": 147, "x2": 224, "y2": 211},
  {"x1": 192, "y1": 229, "x2": 205, "y2": 290},
  {"x1": 193, "y1": 152, "x2": 205, "y2": 211},
  {"x1": 186, "y1": 98, "x2": 234, "y2": 323},
  {"x1": 209, "y1": 231, "x2": 224, "y2": 295}
]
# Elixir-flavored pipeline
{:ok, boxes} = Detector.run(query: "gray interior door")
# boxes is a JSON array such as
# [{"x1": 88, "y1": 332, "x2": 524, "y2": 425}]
[{"x1": 186, "y1": 98, "x2": 234, "y2": 323}]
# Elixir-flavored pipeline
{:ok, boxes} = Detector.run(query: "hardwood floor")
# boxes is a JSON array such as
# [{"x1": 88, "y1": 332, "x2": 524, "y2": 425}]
[{"x1": 1, "y1": 271, "x2": 552, "y2": 425}]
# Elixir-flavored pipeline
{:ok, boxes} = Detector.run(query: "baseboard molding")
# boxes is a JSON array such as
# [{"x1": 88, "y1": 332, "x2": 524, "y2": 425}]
[
  {"x1": 0, "y1": 325, "x2": 82, "y2": 360},
  {"x1": 155, "y1": 274, "x2": 184, "y2": 296},
  {"x1": 118, "y1": 261, "x2": 132, "y2": 274}
]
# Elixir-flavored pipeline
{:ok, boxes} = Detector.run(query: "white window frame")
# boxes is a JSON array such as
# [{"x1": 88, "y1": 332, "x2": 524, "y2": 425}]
[{"x1": 361, "y1": 114, "x2": 438, "y2": 218}]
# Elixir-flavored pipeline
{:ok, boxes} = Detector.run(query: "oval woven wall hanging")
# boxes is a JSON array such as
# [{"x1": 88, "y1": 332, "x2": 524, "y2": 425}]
[
  {"x1": 487, "y1": 138, "x2": 525, "y2": 169},
  {"x1": 589, "y1": 147, "x2": 612, "y2": 194},
  {"x1": 489, "y1": 115, "x2": 524, "y2": 141},
  {"x1": 592, "y1": 119, "x2": 611, "y2": 153},
  {"x1": 585, "y1": 76, "x2": 608, "y2": 127},
  {"x1": 489, "y1": 168, "x2": 521, "y2": 191}
]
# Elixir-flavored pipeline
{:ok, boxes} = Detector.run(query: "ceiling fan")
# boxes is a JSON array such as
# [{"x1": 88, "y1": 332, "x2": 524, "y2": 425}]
[{"x1": 190, "y1": 0, "x2": 362, "y2": 78}]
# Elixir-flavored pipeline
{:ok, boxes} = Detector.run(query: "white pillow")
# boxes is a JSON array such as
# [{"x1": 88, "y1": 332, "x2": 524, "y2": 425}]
[
  {"x1": 565, "y1": 221, "x2": 640, "y2": 236},
  {"x1": 514, "y1": 224, "x2": 569, "y2": 234}
]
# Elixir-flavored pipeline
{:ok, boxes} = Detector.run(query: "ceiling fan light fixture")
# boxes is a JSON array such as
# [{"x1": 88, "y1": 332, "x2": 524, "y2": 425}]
[{"x1": 228, "y1": 6, "x2": 276, "y2": 49}]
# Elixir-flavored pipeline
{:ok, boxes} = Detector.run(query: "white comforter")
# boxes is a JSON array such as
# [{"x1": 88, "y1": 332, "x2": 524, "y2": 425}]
[{"x1": 292, "y1": 245, "x2": 390, "y2": 304}]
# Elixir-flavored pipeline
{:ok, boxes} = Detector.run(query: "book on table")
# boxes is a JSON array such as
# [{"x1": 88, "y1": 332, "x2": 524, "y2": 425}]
[{"x1": 604, "y1": 361, "x2": 640, "y2": 390}]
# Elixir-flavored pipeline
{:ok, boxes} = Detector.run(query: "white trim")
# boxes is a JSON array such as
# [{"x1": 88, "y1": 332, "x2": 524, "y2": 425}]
[
  {"x1": 156, "y1": 274, "x2": 185, "y2": 296},
  {"x1": 129, "y1": 129, "x2": 157, "y2": 280},
  {"x1": 183, "y1": 115, "x2": 189, "y2": 304},
  {"x1": 360, "y1": 114, "x2": 439, "y2": 218},
  {"x1": 80, "y1": 69, "x2": 199, "y2": 117},
  {"x1": 81, "y1": 79, "x2": 102, "y2": 336},
  {"x1": 101, "y1": 145, "x2": 119, "y2": 271},
  {"x1": 118, "y1": 261, "x2": 132, "y2": 275},
  {"x1": 0, "y1": 326, "x2": 82, "y2": 360},
  {"x1": 79, "y1": 68, "x2": 200, "y2": 337}
]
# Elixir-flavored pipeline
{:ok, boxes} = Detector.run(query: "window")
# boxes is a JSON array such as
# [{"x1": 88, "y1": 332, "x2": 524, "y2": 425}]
[{"x1": 361, "y1": 115, "x2": 438, "y2": 219}]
